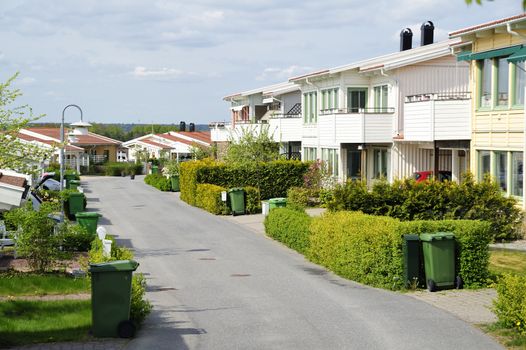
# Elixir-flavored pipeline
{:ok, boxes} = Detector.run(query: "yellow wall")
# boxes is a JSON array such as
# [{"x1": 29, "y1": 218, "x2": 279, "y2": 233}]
[{"x1": 82, "y1": 145, "x2": 119, "y2": 162}]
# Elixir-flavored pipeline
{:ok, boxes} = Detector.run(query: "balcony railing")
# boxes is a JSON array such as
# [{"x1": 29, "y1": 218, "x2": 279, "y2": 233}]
[
  {"x1": 319, "y1": 107, "x2": 395, "y2": 115},
  {"x1": 405, "y1": 92, "x2": 471, "y2": 103}
]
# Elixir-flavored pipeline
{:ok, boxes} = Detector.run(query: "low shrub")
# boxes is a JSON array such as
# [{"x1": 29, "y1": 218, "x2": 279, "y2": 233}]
[
  {"x1": 493, "y1": 274, "x2": 526, "y2": 335},
  {"x1": 264, "y1": 208, "x2": 312, "y2": 254},
  {"x1": 287, "y1": 187, "x2": 320, "y2": 208},
  {"x1": 59, "y1": 224, "x2": 94, "y2": 252},
  {"x1": 326, "y1": 175, "x2": 523, "y2": 241},
  {"x1": 104, "y1": 162, "x2": 126, "y2": 176},
  {"x1": 195, "y1": 184, "x2": 230, "y2": 215},
  {"x1": 144, "y1": 174, "x2": 171, "y2": 191},
  {"x1": 244, "y1": 186, "x2": 261, "y2": 214}
]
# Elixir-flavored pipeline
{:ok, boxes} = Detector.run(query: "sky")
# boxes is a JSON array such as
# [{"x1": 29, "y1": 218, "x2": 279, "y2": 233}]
[{"x1": 0, "y1": 0, "x2": 522, "y2": 125}]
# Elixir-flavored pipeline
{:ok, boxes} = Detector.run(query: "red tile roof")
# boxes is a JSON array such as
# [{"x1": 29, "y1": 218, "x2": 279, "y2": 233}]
[
  {"x1": 24, "y1": 128, "x2": 121, "y2": 146},
  {"x1": 449, "y1": 13, "x2": 526, "y2": 36},
  {"x1": 289, "y1": 69, "x2": 330, "y2": 81},
  {"x1": 0, "y1": 173, "x2": 27, "y2": 188},
  {"x1": 157, "y1": 133, "x2": 195, "y2": 146},
  {"x1": 176, "y1": 131, "x2": 211, "y2": 144},
  {"x1": 18, "y1": 132, "x2": 84, "y2": 151},
  {"x1": 140, "y1": 138, "x2": 172, "y2": 149}
]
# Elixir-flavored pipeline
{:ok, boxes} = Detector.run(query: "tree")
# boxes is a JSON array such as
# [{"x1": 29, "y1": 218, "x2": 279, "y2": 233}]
[
  {"x1": 0, "y1": 73, "x2": 53, "y2": 174},
  {"x1": 224, "y1": 125, "x2": 280, "y2": 164},
  {"x1": 465, "y1": 0, "x2": 526, "y2": 10},
  {"x1": 190, "y1": 142, "x2": 216, "y2": 160}
]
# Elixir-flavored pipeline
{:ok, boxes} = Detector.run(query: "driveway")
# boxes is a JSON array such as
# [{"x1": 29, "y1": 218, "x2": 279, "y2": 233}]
[{"x1": 83, "y1": 176, "x2": 502, "y2": 350}]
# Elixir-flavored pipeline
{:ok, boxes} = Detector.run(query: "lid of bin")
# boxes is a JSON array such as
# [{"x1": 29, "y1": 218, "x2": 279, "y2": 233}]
[
  {"x1": 269, "y1": 197, "x2": 287, "y2": 203},
  {"x1": 89, "y1": 260, "x2": 139, "y2": 272},
  {"x1": 402, "y1": 234, "x2": 420, "y2": 241},
  {"x1": 75, "y1": 211, "x2": 101, "y2": 218},
  {"x1": 70, "y1": 180, "x2": 81, "y2": 184},
  {"x1": 228, "y1": 187, "x2": 244, "y2": 192},
  {"x1": 420, "y1": 232, "x2": 455, "y2": 242},
  {"x1": 68, "y1": 192, "x2": 85, "y2": 197}
]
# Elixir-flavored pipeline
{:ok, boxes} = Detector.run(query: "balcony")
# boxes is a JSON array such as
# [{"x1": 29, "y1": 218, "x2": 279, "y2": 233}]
[
  {"x1": 403, "y1": 92, "x2": 471, "y2": 142},
  {"x1": 268, "y1": 113, "x2": 302, "y2": 142},
  {"x1": 318, "y1": 108, "x2": 395, "y2": 144}
]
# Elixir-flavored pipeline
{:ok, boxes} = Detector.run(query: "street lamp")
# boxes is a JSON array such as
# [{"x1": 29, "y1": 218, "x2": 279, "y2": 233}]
[{"x1": 60, "y1": 104, "x2": 83, "y2": 192}]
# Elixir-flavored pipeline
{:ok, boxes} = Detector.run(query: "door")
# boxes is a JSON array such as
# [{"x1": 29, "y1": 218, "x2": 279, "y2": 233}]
[
  {"x1": 347, "y1": 88, "x2": 367, "y2": 113},
  {"x1": 347, "y1": 150, "x2": 361, "y2": 180}
]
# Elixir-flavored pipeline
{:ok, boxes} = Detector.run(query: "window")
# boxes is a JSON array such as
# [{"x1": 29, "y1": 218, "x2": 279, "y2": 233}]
[
  {"x1": 374, "y1": 85, "x2": 388, "y2": 112},
  {"x1": 514, "y1": 61, "x2": 525, "y2": 106},
  {"x1": 303, "y1": 147, "x2": 317, "y2": 161},
  {"x1": 495, "y1": 151, "x2": 508, "y2": 192},
  {"x1": 321, "y1": 88, "x2": 339, "y2": 113},
  {"x1": 497, "y1": 58, "x2": 509, "y2": 107},
  {"x1": 479, "y1": 59, "x2": 492, "y2": 108},
  {"x1": 303, "y1": 92, "x2": 317, "y2": 123},
  {"x1": 373, "y1": 149, "x2": 388, "y2": 179},
  {"x1": 347, "y1": 88, "x2": 367, "y2": 113},
  {"x1": 321, "y1": 148, "x2": 339, "y2": 176},
  {"x1": 511, "y1": 151, "x2": 523, "y2": 197},
  {"x1": 478, "y1": 150, "x2": 491, "y2": 179}
]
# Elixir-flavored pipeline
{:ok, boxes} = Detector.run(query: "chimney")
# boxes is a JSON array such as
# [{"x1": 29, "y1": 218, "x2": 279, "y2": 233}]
[
  {"x1": 421, "y1": 21, "x2": 434, "y2": 46},
  {"x1": 189, "y1": 123, "x2": 195, "y2": 132},
  {"x1": 400, "y1": 28, "x2": 413, "y2": 51},
  {"x1": 179, "y1": 121, "x2": 186, "y2": 132}
]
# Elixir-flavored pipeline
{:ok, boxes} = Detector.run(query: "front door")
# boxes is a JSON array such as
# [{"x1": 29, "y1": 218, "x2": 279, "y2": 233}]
[{"x1": 347, "y1": 150, "x2": 361, "y2": 180}]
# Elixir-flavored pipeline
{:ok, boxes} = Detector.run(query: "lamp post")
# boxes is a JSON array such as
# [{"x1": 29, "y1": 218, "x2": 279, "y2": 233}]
[{"x1": 60, "y1": 104, "x2": 83, "y2": 192}]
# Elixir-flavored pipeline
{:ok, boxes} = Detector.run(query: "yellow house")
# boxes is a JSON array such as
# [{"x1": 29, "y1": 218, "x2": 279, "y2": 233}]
[{"x1": 450, "y1": 14, "x2": 526, "y2": 207}]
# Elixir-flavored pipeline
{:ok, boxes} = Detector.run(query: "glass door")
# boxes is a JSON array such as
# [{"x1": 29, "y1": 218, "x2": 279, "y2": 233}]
[{"x1": 347, "y1": 88, "x2": 367, "y2": 113}]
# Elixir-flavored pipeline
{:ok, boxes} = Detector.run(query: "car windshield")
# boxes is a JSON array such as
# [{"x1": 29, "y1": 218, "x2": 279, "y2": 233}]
[{"x1": 414, "y1": 173, "x2": 422, "y2": 180}]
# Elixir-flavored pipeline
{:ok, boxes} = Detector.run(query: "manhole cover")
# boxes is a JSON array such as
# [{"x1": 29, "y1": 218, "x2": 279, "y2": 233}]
[
  {"x1": 151, "y1": 287, "x2": 177, "y2": 292},
  {"x1": 199, "y1": 257, "x2": 216, "y2": 261},
  {"x1": 230, "y1": 273, "x2": 251, "y2": 277}
]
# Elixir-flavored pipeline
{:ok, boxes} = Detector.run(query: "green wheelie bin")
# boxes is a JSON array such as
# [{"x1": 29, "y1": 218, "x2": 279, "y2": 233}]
[
  {"x1": 89, "y1": 260, "x2": 139, "y2": 338},
  {"x1": 64, "y1": 173, "x2": 78, "y2": 189},
  {"x1": 402, "y1": 234, "x2": 424, "y2": 289},
  {"x1": 228, "y1": 188, "x2": 245, "y2": 216},
  {"x1": 151, "y1": 165, "x2": 159, "y2": 174},
  {"x1": 171, "y1": 176, "x2": 180, "y2": 192},
  {"x1": 421, "y1": 232, "x2": 461, "y2": 292},
  {"x1": 67, "y1": 192, "x2": 86, "y2": 220},
  {"x1": 268, "y1": 197, "x2": 287, "y2": 210},
  {"x1": 75, "y1": 212, "x2": 101, "y2": 235},
  {"x1": 69, "y1": 180, "x2": 81, "y2": 190}
]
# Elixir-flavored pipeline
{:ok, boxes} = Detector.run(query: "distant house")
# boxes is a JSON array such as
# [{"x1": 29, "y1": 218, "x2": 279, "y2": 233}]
[
  {"x1": 123, "y1": 130, "x2": 211, "y2": 162},
  {"x1": 19, "y1": 120, "x2": 122, "y2": 171}
]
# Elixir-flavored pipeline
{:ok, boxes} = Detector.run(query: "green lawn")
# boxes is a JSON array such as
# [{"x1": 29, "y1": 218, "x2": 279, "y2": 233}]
[
  {"x1": 0, "y1": 272, "x2": 90, "y2": 297},
  {"x1": 0, "y1": 300, "x2": 91, "y2": 347},
  {"x1": 489, "y1": 249, "x2": 526, "y2": 277}
]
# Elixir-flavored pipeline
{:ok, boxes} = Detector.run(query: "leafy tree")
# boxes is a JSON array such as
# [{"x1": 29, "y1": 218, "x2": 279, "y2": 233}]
[
  {"x1": 190, "y1": 142, "x2": 216, "y2": 160},
  {"x1": 88, "y1": 123, "x2": 126, "y2": 141},
  {"x1": 465, "y1": 0, "x2": 526, "y2": 9},
  {"x1": 224, "y1": 126, "x2": 279, "y2": 164},
  {"x1": 0, "y1": 73, "x2": 53, "y2": 174}
]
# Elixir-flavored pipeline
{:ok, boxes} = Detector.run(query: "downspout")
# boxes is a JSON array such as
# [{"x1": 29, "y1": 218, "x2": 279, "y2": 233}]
[{"x1": 507, "y1": 23, "x2": 526, "y2": 39}]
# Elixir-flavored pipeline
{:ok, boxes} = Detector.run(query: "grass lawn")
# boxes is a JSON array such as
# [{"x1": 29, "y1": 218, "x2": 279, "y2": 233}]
[
  {"x1": 0, "y1": 299, "x2": 91, "y2": 347},
  {"x1": 489, "y1": 249, "x2": 526, "y2": 277},
  {"x1": 0, "y1": 273, "x2": 90, "y2": 297},
  {"x1": 481, "y1": 323, "x2": 526, "y2": 350}
]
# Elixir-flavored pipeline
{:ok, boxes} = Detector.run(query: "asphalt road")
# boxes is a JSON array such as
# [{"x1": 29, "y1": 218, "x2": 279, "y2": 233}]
[{"x1": 83, "y1": 175, "x2": 502, "y2": 350}]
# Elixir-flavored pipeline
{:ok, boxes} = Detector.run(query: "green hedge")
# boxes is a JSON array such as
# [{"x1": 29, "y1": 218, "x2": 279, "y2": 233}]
[
  {"x1": 196, "y1": 184, "x2": 230, "y2": 215},
  {"x1": 264, "y1": 209, "x2": 492, "y2": 290},
  {"x1": 287, "y1": 187, "x2": 320, "y2": 208},
  {"x1": 264, "y1": 208, "x2": 312, "y2": 254},
  {"x1": 494, "y1": 274, "x2": 526, "y2": 335},
  {"x1": 180, "y1": 160, "x2": 308, "y2": 206},
  {"x1": 144, "y1": 174, "x2": 171, "y2": 191},
  {"x1": 326, "y1": 175, "x2": 523, "y2": 241},
  {"x1": 244, "y1": 186, "x2": 261, "y2": 214}
]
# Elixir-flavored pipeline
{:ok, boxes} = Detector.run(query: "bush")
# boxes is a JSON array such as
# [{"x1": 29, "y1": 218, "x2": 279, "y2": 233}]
[
  {"x1": 264, "y1": 208, "x2": 312, "y2": 254},
  {"x1": 59, "y1": 224, "x2": 94, "y2": 252},
  {"x1": 326, "y1": 175, "x2": 523, "y2": 241},
  {"x1": 287, "y1": 187, "x2": 320, "y2": 208},
  {"x1": 494, "y1": 274, "x2": 526, "y2": 335},
  {"x1": 195, "y1": 184, "x2": 230, "y2": 215},
  {"x1": 180, "y1": 159, "x2": 308, "y2": 206},
  {"x1": 144, "y1": 174, "x2": 171, "y2": 191},
  {"x1": 244, "y1": 186, "x2": 261, "y2": 214},
  {"x1": 104, "y1": 162, "x2": 127, "y2": 176}
]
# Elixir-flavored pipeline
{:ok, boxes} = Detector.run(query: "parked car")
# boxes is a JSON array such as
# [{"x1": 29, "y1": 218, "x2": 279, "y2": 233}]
[
  {"x1": 413, "y1": 171, "x2": 452, "y2": 183},
  {"x1": 38, "y1": 172, "x2": 61, "y2": 191}
]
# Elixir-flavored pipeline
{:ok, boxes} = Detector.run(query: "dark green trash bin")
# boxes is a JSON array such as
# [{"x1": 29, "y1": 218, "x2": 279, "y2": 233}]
[
  {"x1": 75, "y1": 212, "x2": 101, "y2": 235},
  {"x1": 402, "y1": 234, "x2": 424, "y2": 289},
  {"x1": 268, "y1": 198, "x2": 287, "y2": 210},
  {"x1": 69, "y1": 180, "x2": 81, "y2": 190},
  {"x1": 228, "y1": 188, "x2": 245, "y2": 216},
  {"x1": 171, "y1": 176, "x2": 180, "y2": 192},
  {"x1": 89, "y1": 260, "x2": 139, "y2": 338},
  {"x1": 64, "y1": 173, "x2": 78, "y2": 189},
  {"x1": 151, "y1": 165, "x2": 158, "y2": 174},
  {"x1": 421, "y1": 232, "x2": 460, "y2": 292},
  {"x1": 67, "y1": 192, "x2": 86, "y2": 219}
]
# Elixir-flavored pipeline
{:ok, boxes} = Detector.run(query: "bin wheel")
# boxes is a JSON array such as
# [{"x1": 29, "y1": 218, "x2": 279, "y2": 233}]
[
  {"x1": 232, "y1": 211, "x2": 237, "y2": 217},
  {"x1": 455, "y1": 276, "x2": 463, "y2": 289},
  {"x1": 117, "y1": 320, "x2": 136, "y2": 338},
  {"x1": 427, "y1": 279, "x2": 437, "y2": 292}
]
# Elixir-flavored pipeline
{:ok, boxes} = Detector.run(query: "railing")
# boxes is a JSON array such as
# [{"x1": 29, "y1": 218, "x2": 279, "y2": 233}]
[
  {"x1": 405, "y1": 92, "x2": 471, "y2": 103},
  {"x1": 90, "y1": 155, "x2": 107, "y2": 164},
  {"x1": 319, "y1": 107, "x2": 395, "y2": 115},
  {"x1": 279, "y1": 152, "x2": 301, "y2": 160},
  {"x1": 269, "y1": 113, "x2": 301, "y2": 119}
]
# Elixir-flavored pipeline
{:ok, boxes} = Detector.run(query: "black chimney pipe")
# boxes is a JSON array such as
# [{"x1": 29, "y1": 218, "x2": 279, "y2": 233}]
[
  {"x1": 179, "y1": 121, "x2": 186, "y2": 132},
  {"x1": 400, "y1": 28, "x2": 413, "y2": 51},
  {"x1": 421, "y1": 21, "x2": 434, "y2": 46},
  {"x1": 189, "y1": 123, "x2": 195, "y2": 132}
]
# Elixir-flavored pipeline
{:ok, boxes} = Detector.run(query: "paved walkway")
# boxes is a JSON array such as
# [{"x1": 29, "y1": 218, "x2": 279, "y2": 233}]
[{"x1": 224, "y1": 207, "x2": 500, "y2": 326}]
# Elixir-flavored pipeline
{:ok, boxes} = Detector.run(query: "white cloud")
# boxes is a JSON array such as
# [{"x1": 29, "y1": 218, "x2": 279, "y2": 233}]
[
  {"x1": 256, "y1": 65, "x2": 313, "y2": 81},
  {"x1": 131, "y1": 66, "x2": 190, "y2": 80},
  {"x1": 19, "y1": 77, "x2": 36, "y2": 85}
]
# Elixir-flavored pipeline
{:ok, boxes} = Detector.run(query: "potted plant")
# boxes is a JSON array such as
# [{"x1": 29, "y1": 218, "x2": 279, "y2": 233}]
[
  {"x1": 162, "y1": 160, "x2": 180, "y2": 192},
  {"x1": 129, "y1": 164, "x2": 136, "y2": 180}
]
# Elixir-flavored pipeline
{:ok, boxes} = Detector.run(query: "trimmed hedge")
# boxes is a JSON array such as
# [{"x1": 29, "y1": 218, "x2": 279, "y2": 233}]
[
  {"x1": 494, "y1": 274, "x2": 526, "y2": 335},
  {"x1": 287, "y1": 187, "x2": 320, "y2": 208},
  {"x1": 265, "y1": 209, "x2": 493, "y2": 290},
  {"x1": 264, "y1": 208, "x2": 312, "y2": 254},
  {"x1": 196, "y1": 184, "x2": 230, "y2": 215},
  {"x1": 144, "y1": 174, "x2": 171, "y2": 191},
  {"x1": 180, "y1": 159, "x2": 308, "y2": 206},
  {"x1": 244, "y1": 186, "x2": 261, "y2": 214},
  {"x1": 326, "y1": 175, "x2": 523, "y2": 241}
]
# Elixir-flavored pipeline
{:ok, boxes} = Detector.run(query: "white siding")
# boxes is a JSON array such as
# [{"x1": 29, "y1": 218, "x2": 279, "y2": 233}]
[
  {"x1": 317, "y1": 113, "x2": 393, "y2": 145},
  {"x1": 404, "y1": 101, "x2": 433, "y2": 141},
  {"x1": 281, "y1": 91, "x2": 301, "y2": 114},
  {"x1": 269, "y1": 117, "x2": 302, "y2": 142},
  {"x1": 434, "y1": 100, "x2": 471, "y2": 140},
  {"x1": 391, "y1": 143, "x2": 434, "y2": 180}
]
